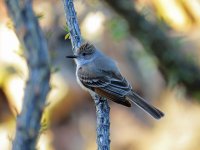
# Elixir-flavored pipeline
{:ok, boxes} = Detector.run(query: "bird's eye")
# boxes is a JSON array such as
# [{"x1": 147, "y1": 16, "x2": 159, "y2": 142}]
[{"x1": 82, "y1": 53, "x2": 86, "y2": 56}]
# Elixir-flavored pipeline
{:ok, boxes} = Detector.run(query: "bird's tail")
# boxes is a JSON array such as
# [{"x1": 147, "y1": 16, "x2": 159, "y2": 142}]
[{"x1": 126, "y1": 91, "x2": 164, "y2": 119}]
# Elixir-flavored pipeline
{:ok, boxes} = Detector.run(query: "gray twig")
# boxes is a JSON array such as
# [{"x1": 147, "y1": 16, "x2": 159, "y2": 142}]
[
  {"x1": 62, "y1": 0, "x2": 110, "y2": 149},
  {"x1": 5, "y1": 0, "x2": 50, "y2": 150}
]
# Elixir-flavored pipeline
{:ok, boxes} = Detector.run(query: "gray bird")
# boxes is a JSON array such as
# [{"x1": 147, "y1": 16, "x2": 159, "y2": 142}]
[{"x1": 66, "y1": 42, "x2": 164, "y2": 119}]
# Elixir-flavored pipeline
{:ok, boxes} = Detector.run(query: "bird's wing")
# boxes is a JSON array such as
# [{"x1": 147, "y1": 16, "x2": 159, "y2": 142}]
[
  {"x1": 78, "y1": 65, "x2": 132, "y2": 107},
  {"x1": 99, "y1": 69, "x2": 132, "y2": 97}
]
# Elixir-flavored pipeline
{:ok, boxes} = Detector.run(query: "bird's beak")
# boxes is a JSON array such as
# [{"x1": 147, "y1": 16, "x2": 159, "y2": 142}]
[{"x1": 66, "y1": 55, "x2": 78, "y2": 58}]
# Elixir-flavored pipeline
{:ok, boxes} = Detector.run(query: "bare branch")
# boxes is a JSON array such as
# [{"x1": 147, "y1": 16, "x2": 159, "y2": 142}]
[
  {"x1": 5, "y1": 0, "x2": 50, "y2": 150},
  {"x1": 62, "y1": 0, "x2": 110, "y2": 149},
  {"x1": 62, "y1": 0, "x2": 82, "y2": 51}
]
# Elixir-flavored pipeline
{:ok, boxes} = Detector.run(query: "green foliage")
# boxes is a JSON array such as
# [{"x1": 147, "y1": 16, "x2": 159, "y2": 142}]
[
  {"x1": 65, "y1": 33, "x2": 70, "y2": 40},
  {"x1": 63, "y1": 25, "x2": 69, "y2": 32},
  {"x1": 63, "y1": 25, "x2": 70, "y2": 40},
  {"x1": 107, "y1": 17, "x2": 128, "y2": 41},
  {"x1": 193, "y1": 92, "x2": 200, "y2": 100}
]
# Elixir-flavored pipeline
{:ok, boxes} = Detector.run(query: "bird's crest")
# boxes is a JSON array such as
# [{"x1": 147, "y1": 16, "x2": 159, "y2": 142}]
[{"x1": 77, "y1": 42, "x2": 95, "y2": 54}]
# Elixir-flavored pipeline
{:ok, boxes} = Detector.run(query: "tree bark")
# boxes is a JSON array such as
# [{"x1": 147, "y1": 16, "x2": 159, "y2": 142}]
[
  {"x1": 5, "y1": 0, "x2": 51, "y2": 150},
  {"x1": 62, "y1": 0, "x2": 110, "y2": 149}
]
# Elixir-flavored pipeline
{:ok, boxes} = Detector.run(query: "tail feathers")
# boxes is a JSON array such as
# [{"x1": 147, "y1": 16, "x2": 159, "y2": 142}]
[{"x1": 126, "y1": 92, "x2": 164, "y2": 119}]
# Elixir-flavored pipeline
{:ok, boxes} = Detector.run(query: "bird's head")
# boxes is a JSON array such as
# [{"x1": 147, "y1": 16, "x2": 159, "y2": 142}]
[
  {"x1": 77, "y1": 42, "x2": 96, "y2": 58},
  {"x1": 66, "y1": 42, "x2": 99, "y2": 65}
]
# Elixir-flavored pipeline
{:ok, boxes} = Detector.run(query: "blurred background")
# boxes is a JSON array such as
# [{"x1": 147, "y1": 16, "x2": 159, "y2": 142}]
[{"x1": 1, "y1": 0, "x2": 200, "y2": 150}]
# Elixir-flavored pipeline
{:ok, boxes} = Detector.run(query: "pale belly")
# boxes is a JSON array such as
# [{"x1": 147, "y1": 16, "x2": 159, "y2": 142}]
[{"x1": 76, "y1": 67, "x2": 90, "y2": 91}]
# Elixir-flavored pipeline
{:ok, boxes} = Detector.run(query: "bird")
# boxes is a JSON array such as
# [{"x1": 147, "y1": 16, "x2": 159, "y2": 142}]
[{"x1": 66, "y1": 42, "x2": 164, "y2": 119}]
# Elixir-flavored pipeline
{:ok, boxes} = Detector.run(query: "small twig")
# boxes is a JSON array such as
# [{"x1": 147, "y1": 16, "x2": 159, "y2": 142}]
[
  {"x1": 5, "y1": 0, "x2": 50, "y2": 150},
  {"x1": 62, "y1": 0, "x2": 110, "y2": 149}
]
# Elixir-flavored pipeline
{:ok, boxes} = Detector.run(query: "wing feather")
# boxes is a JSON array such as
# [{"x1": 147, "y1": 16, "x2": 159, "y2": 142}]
[{"x1": 78, "y1": 66, "x2": 132, "y2": 98}]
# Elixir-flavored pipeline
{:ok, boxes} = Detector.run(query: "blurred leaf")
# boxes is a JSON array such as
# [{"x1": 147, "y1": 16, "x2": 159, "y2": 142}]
[
  {"x1": 40, "y1": 106, "x2": 50, "y2": 134},
  {"x1": 40, "y1": 117, "x2": 49, "y2": 134},
  {"x1": 36, "y1": 13, "x2": 44, "y2": 20},
  {"x1": 63, "y1": 25, "x2": 70, "y2": 40},
  {"x1": 63, "y1": 25, "x2": 69, "y2": 32},
  {"x1": 107, "y1": 17, "x2": 128, "y2": 41},
  {"x1": 64, "y1": 33, "x2": 70, "y2": 40},
  {"x1": 193, "y1": 92, "x2": 200, "y2": 100},
  {"x1": 6, "y1": 20, "x2": 14, "y2": 29}
]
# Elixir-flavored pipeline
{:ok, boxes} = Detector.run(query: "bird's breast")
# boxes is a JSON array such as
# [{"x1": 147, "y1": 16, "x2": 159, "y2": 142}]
[{"x1": 76, "y1": 66, "x2": 89, "y2": 91}]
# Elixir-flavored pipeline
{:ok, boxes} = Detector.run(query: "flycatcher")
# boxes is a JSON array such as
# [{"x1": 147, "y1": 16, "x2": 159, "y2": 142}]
[{"x1": 66, "y1": 42, "x2": 164, "y2": 119}]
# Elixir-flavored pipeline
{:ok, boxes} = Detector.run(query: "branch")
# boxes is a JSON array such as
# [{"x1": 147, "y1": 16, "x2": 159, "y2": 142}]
[
  {"x1": 104, "y1": 0, "x2": 200, "y2": 97},
  {"x1": 62, "y1": 0, "x2": 82, "y2": 51},
  {"x1": 62, "y1": 0, "x2": 110, "y2": 149},
  {"x1": 5, "y1": 1, "x2": 50, "y2": 150},
  {"x1": 91, "y1": 93, "x2": 110, "y2": 150}
]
